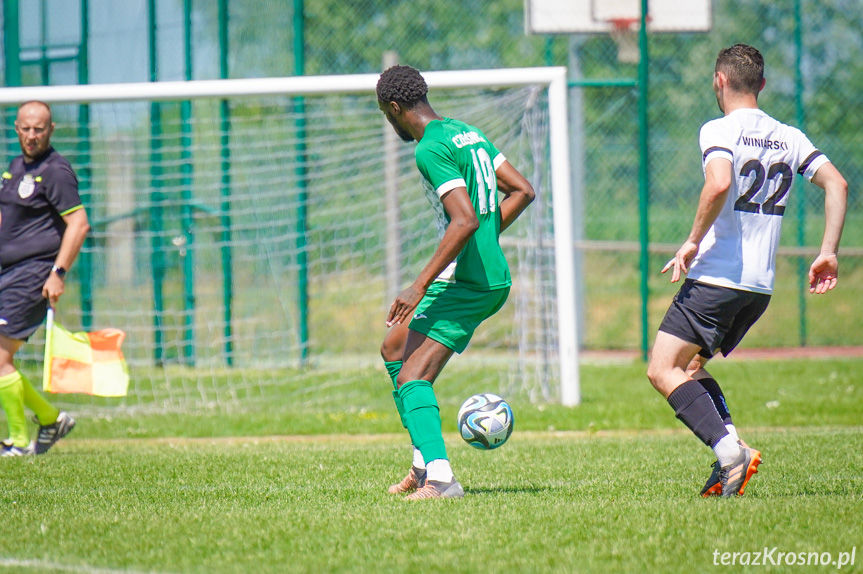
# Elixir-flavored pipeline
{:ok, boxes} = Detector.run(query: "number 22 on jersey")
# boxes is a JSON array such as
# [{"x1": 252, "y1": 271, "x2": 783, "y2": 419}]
[{"x1": 734, "y1": 159, "x2": 792, "y2": 216}]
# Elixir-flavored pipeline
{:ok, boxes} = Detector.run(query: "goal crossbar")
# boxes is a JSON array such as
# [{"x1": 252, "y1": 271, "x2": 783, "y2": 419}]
[{"x1": 0, "y1": 67, "x2": 566, "y2": 103}]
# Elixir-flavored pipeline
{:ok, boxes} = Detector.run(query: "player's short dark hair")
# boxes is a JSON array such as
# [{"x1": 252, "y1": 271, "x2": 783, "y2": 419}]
[
  {"x1": 715, "y1": 44, "x2": 764, "y2": 95},
  {"x1": 376, "y1": 65, "x2": 429, "y2": 108}
]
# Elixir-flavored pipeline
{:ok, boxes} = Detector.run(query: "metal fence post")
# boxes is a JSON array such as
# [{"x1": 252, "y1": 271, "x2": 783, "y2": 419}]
[
  {"x1": 637, "y1": 0, "x2": 650, "y2": 361},
  {"x1": 219, "y1": 0, "x2": 234, "y2": 366}
]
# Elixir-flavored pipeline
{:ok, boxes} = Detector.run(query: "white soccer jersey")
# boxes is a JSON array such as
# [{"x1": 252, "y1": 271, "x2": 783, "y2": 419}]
[{"x1": 688, "y1": 108, "x2": 830, "y2": 293}]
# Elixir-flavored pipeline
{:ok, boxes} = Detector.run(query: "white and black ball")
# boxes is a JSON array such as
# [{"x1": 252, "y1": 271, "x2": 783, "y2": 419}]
[{"x1": 457, "y1": 393, "x2": 514, "y2": 450}]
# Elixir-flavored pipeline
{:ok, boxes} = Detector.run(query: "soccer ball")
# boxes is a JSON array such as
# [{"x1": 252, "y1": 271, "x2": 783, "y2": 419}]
[{"x1": 457, "y1": 393, "x2": 514, "y2": 450}]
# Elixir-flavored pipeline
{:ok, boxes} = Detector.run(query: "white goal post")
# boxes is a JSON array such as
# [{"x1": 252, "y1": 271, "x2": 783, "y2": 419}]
[{"x1": 0, "y1": 67, "x2": 580, "y2": 408}]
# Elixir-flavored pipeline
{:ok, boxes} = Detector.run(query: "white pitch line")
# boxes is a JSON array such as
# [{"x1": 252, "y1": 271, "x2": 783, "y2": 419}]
[{"x1": 0, "y1": 557, "x2": 171, "y2": 574}]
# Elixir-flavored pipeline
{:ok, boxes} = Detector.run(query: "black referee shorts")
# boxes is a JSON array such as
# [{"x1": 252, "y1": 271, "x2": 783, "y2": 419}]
[
  {"x1": 0, "y1": 259, "x2": 53, "y2": 341},
  {"x1": 658, "y1": 279, "x2": 771, "y2": 359}
]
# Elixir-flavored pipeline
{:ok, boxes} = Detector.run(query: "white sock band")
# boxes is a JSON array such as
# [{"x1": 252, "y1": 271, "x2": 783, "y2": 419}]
[
  {"x1": 725, "y1": 424, "x2": 739, "y2": 443},
  {"x1": 714, "y1": 434, "x2": 742, "y2": 468},
  {"x1": 412, "y1": 446, "x2": 426, "y2": 470},
  {"x1": 426, "y1": 459, "x2": 454, "y2": 482}
]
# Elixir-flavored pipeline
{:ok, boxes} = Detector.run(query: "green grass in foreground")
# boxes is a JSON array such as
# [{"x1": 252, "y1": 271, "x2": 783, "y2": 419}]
[
  {"x1": 0, "y1": 358, "x2": 861, "y2": 573},
  {"x1": 1, "y1": 429, "x2": 861, "y2": 574}
]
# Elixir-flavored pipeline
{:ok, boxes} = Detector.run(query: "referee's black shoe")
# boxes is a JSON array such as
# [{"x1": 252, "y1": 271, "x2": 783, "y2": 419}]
[{"x1": 34, "y1": 411, "x2": 76, "y2": 454}]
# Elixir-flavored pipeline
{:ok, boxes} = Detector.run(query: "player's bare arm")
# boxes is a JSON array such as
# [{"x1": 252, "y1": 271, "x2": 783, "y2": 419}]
[
  {"x1": 386, "y1": 187, "x2": 479, "y2": 327},
  {"x1": 42, "y1": 207, "x2": 90, "y2": 305},
  {"x1": 663, "y1": 157, "x2": 732, "y2": 282},
  {"x1": 807, "y1": 162, "x2": 848, "y2": 294},
  {"x1": 495, "y1": 160, "x2": 535, "y2": 232}
]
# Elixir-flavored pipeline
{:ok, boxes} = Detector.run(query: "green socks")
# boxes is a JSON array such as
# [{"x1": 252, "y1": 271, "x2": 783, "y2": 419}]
[
  {"x1": 384, "y1": 360, "x2": 402, "y2": 388},
  {"x1": 0, "y1": 371, "x2": 31, "y2": 448},
  {"x1": 398, "y1": 379, "x2": 448, "y2": 463},
  {"x1": 384, "y1": 363, "x2": 448, "y2": 466},
  {"x1": 385, "y1": 360, "x2": 410, "y2": 431}
]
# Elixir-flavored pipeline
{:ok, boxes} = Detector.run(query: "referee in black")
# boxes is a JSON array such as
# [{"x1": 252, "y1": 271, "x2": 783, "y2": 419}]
[{"x1": 0, "y1": 100, "x2": 89, "y2": 456}]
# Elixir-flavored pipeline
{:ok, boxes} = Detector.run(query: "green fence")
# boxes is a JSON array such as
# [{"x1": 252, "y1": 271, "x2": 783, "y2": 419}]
[{"x1": 1, "y1": 0, "x2": 861, "y2": 356}]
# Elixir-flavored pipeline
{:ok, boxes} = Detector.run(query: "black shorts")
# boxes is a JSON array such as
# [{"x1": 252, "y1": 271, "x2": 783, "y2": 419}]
[
  {"x1": 658, "y1": 279, "x2": 771, "y2": 359},
  {"x1": 0, "y1": 259, "x2": 53, "y2": 341}
]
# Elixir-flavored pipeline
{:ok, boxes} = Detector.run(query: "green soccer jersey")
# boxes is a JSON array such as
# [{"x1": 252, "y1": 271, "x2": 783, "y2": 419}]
[{"x1": 414, "y1": 118, "x2": 511, "y2": 291}]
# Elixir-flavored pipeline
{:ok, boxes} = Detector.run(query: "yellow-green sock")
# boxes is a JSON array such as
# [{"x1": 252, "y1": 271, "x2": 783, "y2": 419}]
[
  {"x1": 0, "y1": 371, "x2": 31, "y2": 447},
  {"x1": 20, "y1": 372, "x2": 59, "y2": 425}
]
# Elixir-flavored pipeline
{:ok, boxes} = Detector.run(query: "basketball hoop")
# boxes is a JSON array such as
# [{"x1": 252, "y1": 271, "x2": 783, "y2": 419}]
[
  {"x1": 525, "y1": 0, "x2": 711, "y2": 36},
  {"x1": 608, "y1": 18, "x2": 642, "y2": 64}
]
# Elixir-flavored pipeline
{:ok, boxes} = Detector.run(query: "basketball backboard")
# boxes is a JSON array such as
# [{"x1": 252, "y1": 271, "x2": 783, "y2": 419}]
[{"x1": 525, "y1": 0, "x2": 712, "y2": 34}]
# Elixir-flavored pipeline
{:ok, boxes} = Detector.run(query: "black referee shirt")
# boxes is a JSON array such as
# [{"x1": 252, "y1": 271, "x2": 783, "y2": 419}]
[{"x1": 0, "y1": 147, "x2": 82, "y2": 268}]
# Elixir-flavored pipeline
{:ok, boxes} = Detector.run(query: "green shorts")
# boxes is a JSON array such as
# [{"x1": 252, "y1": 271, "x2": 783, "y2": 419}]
[{"x1": 409, "y1": 281, "x2": 510, "y2": 354}]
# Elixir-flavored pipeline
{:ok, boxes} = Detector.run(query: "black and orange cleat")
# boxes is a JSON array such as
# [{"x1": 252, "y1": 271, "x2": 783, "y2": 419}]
[
  {"x1": 700, "y1": 461, "x2": 721, "y2": 497},
  {"x1": 387, "y1": 466, "x2": 427, "y2": 495},
  {"x1": 737, "y1": 448, "x2": 762, "y2": 495},
  {"x1": 719, "y1": 446, "x2": 762, "y2": 497},
  {"x1": 702, "y1": 440, "x2": 760, "y2": 497}
]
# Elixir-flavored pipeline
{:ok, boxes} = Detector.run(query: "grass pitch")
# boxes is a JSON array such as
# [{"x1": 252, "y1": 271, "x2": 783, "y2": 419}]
[{"x1": 1, "y1": 357, "x2": 861, "y2": 573}]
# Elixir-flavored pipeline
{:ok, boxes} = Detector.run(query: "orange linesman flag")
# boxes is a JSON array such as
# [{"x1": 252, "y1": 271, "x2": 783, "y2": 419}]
[{"x1": 43, "y1": 308, "x2": 130, "y2": 397}]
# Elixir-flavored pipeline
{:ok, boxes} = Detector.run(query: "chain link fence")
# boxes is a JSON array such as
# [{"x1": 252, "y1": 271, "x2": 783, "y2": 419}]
[{"x1": 1, "y1": 0, "x2": 860, "y2": 353}]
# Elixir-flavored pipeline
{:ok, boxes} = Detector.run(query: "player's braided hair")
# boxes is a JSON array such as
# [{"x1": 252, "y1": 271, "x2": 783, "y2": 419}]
[
  {"x1": 715, "y1": 44, "x2": 764, "y2": 95},
  {"x1": 376, "y1": 65, "x2": 429, "y2": 108}
]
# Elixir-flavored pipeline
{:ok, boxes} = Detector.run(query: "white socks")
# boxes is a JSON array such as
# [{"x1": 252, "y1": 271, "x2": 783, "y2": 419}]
[
  {"x1": 714, "y1": 434, "x2": 742, "y2": 468},
  {"x1": 426, "y1": 459, "x2": 454, "y2": 483},
  {"x1": 725, "y1": 423, "x2": 739, "y2": 443},
  {"x1": 410, "y1": 447, "x2": 454, "y2": 482},
  {"x1": 412, "y1": 446, "x2": 426, "y2": 470}
]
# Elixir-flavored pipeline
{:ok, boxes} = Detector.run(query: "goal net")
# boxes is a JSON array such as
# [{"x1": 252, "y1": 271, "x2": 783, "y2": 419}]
[{"x1": 2, "y1": 68, "x2": 578, "y2": 413}]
